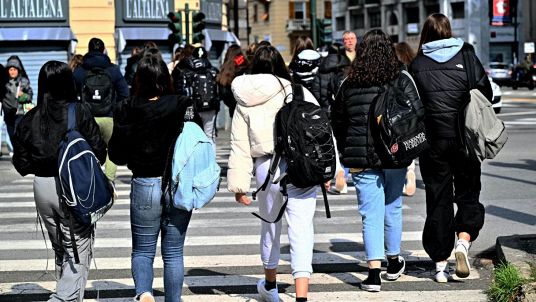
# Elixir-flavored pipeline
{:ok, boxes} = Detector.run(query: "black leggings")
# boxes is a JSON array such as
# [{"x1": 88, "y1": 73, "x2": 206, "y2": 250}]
[{"x1": 419, "y1": 138, "x2": 485, "y2": 262}]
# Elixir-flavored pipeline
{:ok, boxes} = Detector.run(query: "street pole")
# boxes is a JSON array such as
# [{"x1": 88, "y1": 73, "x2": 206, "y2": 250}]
[
  {"x1": 233, "y1": 0, "x2": 240, "y2": 39},
  {"x1": 311, "y1": 0, "x2": 317, "y2": 47},
  {"x1": 513, "y1": 0, "x2": 518, "y2": 64},
  {"x1": 185, "y1": 3, "x2": 190, "y2": 44},
  {"x1": 245, "y1": 0, "x2": 250, "y2": 45}
]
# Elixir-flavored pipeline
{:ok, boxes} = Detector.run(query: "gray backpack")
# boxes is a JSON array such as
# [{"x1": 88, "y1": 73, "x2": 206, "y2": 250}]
[{"x1": 461, "y1": 48, "x2": 508, "y2": 162}]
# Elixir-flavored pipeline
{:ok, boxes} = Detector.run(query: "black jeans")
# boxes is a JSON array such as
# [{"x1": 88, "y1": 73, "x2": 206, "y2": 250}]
[{"x1": 419, "y1": 138, "x2": 485, "y2": 262}]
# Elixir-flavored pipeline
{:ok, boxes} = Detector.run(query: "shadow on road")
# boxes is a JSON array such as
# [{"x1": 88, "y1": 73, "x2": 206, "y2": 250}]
[
  {"x1": 486, "y1": 205, "x2": 536, "y2": 226},
  {"x1": 488, "y1": 159, "x2": 536, "y2": 172}
]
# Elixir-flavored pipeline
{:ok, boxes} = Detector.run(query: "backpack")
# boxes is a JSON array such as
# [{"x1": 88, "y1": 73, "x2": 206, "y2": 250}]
[
  {"x1": 163, "y1": 116, "x2": 221, "y2": 211},
  {"x1": 252, "y1": 83, "x2": 336, "y2": 223},
  {"x1": 190, "y1": 64, "x2": 219, "y2": 112},
  {"x1": 368, "y1": 70, "x2": 428, "y2": 168},
  {"x1": 460, "y1": 48, "x2": 508, "y2": 162},
  {"x1": 58, "y1": 103, "x2": 114, "y2": 263},
  {"x1": 81, "y1": 67, "x2": 114, "y2": 117}
]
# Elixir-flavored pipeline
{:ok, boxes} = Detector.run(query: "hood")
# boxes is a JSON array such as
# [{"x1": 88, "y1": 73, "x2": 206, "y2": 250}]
[
  {"x1": 184, "y1": 57, "x2": 211, "y2": 71},
  {"x1": 6, "y1": 58, "x2": 22, "y2": 70},
  {"x1": 231, "y1": 74, "x2": 290, "y2": 107},
  {"x1": 422, "y1": 38, "x2": 464, "y2": 63},
  {"x1": 82, "y1": 51, "x2": 112, "y2": 69}
]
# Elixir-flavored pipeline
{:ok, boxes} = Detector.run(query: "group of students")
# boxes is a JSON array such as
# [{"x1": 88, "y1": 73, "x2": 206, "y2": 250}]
[{"x1": 3, "y1": 12, "x2": 492, "y2": 302}]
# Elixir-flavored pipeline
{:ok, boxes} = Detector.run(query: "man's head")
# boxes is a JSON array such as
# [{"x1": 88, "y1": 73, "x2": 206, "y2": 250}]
[
  {"x1": 342, "y1": 31, "x2": 357, "y2": 52},
  {"x1": 88, "y1": 38, "x2": 105, "y2": 53}
]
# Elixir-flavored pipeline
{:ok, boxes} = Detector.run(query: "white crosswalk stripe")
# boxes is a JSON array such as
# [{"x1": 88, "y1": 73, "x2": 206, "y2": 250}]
[{"x1": 0, "y1": 133, "x2": 488, "y2": 301}]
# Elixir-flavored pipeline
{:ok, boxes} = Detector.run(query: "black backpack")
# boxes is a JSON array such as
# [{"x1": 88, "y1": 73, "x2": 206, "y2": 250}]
[
  {"x1": 190, "y1": 64, "x2": 219, "y2": 112},
  {"x1": 369, "y1": 70, "x2": 428, "y2": 168},
  {"x1": 253, "y1": 83, "x2": 336, "y2": 223},
  {"x1": 81, "y1": 67, "x2": 114, "y2": 117}
]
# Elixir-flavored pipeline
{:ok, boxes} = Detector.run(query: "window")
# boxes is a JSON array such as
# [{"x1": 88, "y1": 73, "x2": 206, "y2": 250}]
[
  {"x1": 336, "y1": 16, "x2": 346, "y2": 31},
  {"x1": 294, "y1": 1, "x2": 307, "y2": 20},
  {"x1": 369, "y1": 9, "x2": 381, "y2": 28},
  {"x1": 253, "y1": 4, "x2": 258, "y2": 23},
  {"x1": 426, "y1": 4, "x2": 440, "y2": 16},
  {"x1": 348, "y1": 0, "x2": 360, "y2": 7},
  {"x1": 324, "y1": 1, "x2": 332, "y2": 19},
  {"x1": 405, "y1": 6, "x2": 419, "y2": 23},
  {"x1": 350, "y1": 10, "x2": 364, "y2": 29},
  {"x1": 451, "y1": 2, "x2": 465, "y2": 19}
]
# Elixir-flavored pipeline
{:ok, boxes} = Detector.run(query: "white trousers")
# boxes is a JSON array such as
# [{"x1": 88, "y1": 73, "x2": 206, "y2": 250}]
[{"x1": 254, "y1": 156, "x2": 317, "y2": 279}]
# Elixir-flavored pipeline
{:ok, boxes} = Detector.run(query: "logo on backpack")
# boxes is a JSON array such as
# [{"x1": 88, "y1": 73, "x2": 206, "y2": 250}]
[{"x1": 82, "y1": 67, "x2": 114, "y2": 117}]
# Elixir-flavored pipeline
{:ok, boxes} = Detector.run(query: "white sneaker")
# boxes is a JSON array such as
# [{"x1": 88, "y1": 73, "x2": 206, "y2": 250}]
[
  {"x1": 434, "y1": 270, "x2": 451, "y2": 283},
  {"x1": 455, "y1": 240, "x2": 471, "y2": 278},
  {"x1": 257, "y1": 279, "x2": 279, "y2": 302}
]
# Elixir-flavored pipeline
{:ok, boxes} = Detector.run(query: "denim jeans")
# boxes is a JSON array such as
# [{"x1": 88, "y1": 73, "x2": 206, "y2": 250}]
[
  {"x1": 352, "y1": 168, "x2": 406, "y2": 261},
  {"x1": 130, "y1": 177, "x2": 192, "y2": 302}
]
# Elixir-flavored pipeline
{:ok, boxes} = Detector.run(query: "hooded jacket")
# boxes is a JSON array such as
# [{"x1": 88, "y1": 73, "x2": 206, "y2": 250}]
[
  {"x1": 172, "y1": 56, "x2": 220, "y2": 111},
  {"x1": 2, "y1": 57, "x2": 33, "y2": 117},
  {"x1": 227, "y1": 74, "x2": 319, "y2": 193},
  {"x1": 311, "y1": 51, "x2": 349, "y2": 110},
  {"x1": 73, "y1": 51, "x2": 130, "y2": 116},
  {"x1": 288, "y1": 49, "x2": 321, "y2": 92},
  {"x1": 410, "y1": 40, "x2": 492, "y2": 139},
  {"x1": 12, "y1": 100, "x2": 106, "y2": 177}
]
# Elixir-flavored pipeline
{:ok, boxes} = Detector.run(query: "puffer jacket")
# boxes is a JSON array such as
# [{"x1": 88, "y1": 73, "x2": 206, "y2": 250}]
[
  {"x1": 331, "y1": 70, "x2": 422, "y2": 169},
  {"x1": 410, "y1": 42, "x2": 492, "y2": 139},
  {"x1": 12, "y1": 99, "x2": 106, "y2": 177},
  {"x1": 311, "y1": 52, "x2": 349, "y2": 110},
  {"x1": 288, "y1": 49, "x2": 321, "y2": 92},
  {"x1": 227, "y1": 74, "x2": 319, "y2": 193}
]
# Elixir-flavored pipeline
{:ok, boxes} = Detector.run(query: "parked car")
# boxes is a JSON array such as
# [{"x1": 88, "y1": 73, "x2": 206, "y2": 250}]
[
  {"x1": 487, "y1": 62, "x2": 512, "y2": 86},
  {"x1": 490, "y1": 77, "x2": 503, "y2": 114}
]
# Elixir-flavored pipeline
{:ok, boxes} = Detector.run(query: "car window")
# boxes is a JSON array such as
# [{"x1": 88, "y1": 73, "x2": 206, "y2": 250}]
[{"x1": 490, "y1": 63, "x2": 508, "y2": 69}]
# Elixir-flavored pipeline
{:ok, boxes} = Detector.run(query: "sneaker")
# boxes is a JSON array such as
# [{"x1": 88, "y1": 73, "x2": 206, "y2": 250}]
[
  {"x1": 403, "y1": 170, "x2": 416, "y2": 196},
  {"x1": 455, "y1": 240, "x2": 471, "y2": 278},
  {"x1": 360, "y1": 268, "x2": 381, "y2": 292},
  {"x1": 434, "y1": 270, "x2": 451, "y2": 283},
  {"x1": 136, "y1": 292, "x2": 155, "y2": 302},
  {"x1": 257, "y1": 279, "x2": 279, "y2": 302},
  {"x1": 385, "y1": 255, "x2": 405, "y2": 281}
]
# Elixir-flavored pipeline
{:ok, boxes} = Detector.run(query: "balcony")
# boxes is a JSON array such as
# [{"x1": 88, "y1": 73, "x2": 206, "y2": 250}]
[{"x1": 286, "y1": 19, "x2": 311, "y2": 32}]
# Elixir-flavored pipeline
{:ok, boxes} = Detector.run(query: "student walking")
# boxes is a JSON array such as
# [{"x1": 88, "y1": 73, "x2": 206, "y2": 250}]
[
  {"x1": 216, "y1": 44, "x2": 248, "y2": 119},
  {"x1": 109, "y1": 52, "x2": 196, "y2": 302},
  {"x1": 227, "y1": 45, "x2": 319, "y2": 302},
  {"x1": 409, "y1": 13, "x2": 492, "y2": 282},
  {"x1": 12, "y1": 60, "x2": 106, "y2": 302},
  {"x1": 288, "y1": 36, "x2": 321, "y2": 92},
  {"x1": 331, "y1": 29, "x2": 423, "y2": 292}
]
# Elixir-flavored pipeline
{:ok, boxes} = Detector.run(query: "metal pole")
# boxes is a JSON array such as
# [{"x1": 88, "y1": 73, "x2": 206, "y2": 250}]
[
  {"x1": 311, "y1": 0, "x2": 317, "y2": 47},
  {"x1": 246, "y1": 0, "x2": 250, "y2": 45},
  {"x1": 513, "y1": 0, "x2": 518, "y2": 64},
  {"x1": 185, "y1": 3, "x2": 190, "y2": 44},
  {"x1": 234, "y1": 0, "x2": 240, "y2": 39}
]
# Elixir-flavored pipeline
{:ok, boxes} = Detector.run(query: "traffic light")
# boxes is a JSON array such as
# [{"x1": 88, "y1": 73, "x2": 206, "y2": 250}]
[
  {"x1": 317, "y1": 19, "x2": 333, "y2": 47},
  {"x1": 192, "y1": 12, "x2": 206, "y2": 44},
  {"x1": 167, "y1": 11, "x2": 183, "y2": 45}
]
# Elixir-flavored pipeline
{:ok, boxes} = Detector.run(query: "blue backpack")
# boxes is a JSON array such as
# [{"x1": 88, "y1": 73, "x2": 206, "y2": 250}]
[
  {"x1": 169, "y1": 121, "x2": 220, "y2": 211},
  {"x1": 58, "y1": 103, "x2": 114, "y2": 225}
]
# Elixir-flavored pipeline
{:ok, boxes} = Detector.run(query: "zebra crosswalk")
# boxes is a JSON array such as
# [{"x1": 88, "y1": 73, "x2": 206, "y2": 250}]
[{"x1": 0, "y1": 133, "x2": 490, "y2": 301}]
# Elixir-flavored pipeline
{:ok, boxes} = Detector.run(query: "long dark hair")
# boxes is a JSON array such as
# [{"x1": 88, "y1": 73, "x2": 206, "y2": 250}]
[
  {"x1": 134, "y1": 54, "x2": 174, "y2": 98},
  {"x1": 216, "y1": 44, "x2": 248, "y2": 86},
  {"x1": 418, "y1": 13, "x2": 453, "y2": 51},
  {"x1": 395, "y1": 42, "x2": 416, "y2": 66},
  {"x1": 346, "y1": 29, "x2": 400, "y2": 87},
  {"x1": 250, "y1": 45, "x2": 291, "y2": 81},
  {"x1": 36, "y1": 60, "x2": 78, "y2": 137},
  {"x1": 291, "y1": 36, "x2": 314, "y2": 62}
]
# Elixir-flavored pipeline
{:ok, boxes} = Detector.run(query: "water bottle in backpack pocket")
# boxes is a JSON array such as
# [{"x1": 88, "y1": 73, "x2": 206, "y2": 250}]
[{"x1": 81, "y1": 67, "x2": 114, "y2": 116}]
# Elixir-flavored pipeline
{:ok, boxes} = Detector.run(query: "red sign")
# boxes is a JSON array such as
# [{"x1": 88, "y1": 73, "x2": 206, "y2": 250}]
[{"x1": 492, "y1": 0, "x2": 511, "y2": 26}]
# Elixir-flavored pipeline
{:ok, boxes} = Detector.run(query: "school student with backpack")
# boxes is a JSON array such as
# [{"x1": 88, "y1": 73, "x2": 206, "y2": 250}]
[
  {"x1": 108, "y1": 52, "x2": 198, "y2": 302},
  {"x1": 228, "y1": 45, "x2": 324, "y2": 302},
  {"x1": 172, "y1": 46, "x2": 219, "y2": 146},
  {"x1": 73, "y1": 37, "x2": 130, "y2": 183},
  {"x1": 216, "y1": 44, "x2": 248, "y2": 119},
  {"x1": 331, "y1": 29, "x2": 424, "y2": 292},
  {"x1": 12, "y1": 61, "x2": 106, "y2": 302},
  {"x1": 409, "y1": 14, "x2": 492, "y2": 283}
]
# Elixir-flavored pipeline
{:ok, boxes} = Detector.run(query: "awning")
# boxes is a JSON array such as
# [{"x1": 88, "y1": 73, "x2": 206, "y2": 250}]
[
  {"x1": 204, "y1": 29, "x2": 240, "y2": 52},
  {"x1": 115, "y1": 27, "x2": 170, "y2": 53},
  {"x1": 0, "y1": 27, "x2": 76, "y2": 41}
]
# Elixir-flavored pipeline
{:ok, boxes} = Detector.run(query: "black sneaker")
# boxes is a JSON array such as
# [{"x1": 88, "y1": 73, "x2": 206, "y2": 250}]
[
  {"x1": 386, "y1": 255, "x2": 406, "y2": 281},
  {"x1": 360, "y1": 268, "x2": 381, "y2": 292}
]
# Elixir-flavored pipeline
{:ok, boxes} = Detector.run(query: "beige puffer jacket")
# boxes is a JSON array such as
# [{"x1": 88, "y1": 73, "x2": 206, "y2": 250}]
[{"x1": 227, "y1": 74, "x2": 319, "y2": 194}]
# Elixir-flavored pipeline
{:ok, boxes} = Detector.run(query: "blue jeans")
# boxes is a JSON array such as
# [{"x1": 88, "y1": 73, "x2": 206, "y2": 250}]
[
  {"x1": 130, "y1": 177, "x2": 192, "y2": 302},
  {"x1": 352, "y1": 168, "x2": 406, "y2": 261}
]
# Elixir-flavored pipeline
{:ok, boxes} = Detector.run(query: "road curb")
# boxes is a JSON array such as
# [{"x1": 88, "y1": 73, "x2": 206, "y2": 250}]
[{"x1": 496, "y1": 234, "x2": 536, "y2": 279}]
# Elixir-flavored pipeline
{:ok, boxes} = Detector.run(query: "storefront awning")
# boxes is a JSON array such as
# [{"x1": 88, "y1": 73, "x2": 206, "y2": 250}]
[
  {"x1": 204, "y1": 29, "x2": 240, "y2": 52},
  {"x1": 115, "y1": 27, "x2": 170, "y2": 53},
  {"x1": 0, "y1": 27, "x2": 76, "y2": 41}
]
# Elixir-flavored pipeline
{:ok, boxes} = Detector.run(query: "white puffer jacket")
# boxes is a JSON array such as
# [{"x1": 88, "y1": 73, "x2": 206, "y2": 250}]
[{"x1": 227, "y1": 74, "x2": 319, "y2": 194}]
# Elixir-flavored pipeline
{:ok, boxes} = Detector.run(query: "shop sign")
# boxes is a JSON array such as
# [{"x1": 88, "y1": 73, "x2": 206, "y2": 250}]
[
  {"x1": 0, "y1": 0, "x2": 67, "y2": 21},
  {"x1": 525, "y1": 42, "x2": 535, "y2": 54},
  {"x1": 492, "y1": 0, "x2": 511, "y2": 26},
  {"x1": 122, "y1": 0, "x2": 172, "y2": 22}
]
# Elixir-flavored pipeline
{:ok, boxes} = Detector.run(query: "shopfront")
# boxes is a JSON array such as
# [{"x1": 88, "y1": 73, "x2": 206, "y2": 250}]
[
  {"x1": 114, "y1": 0, "x2": 174, "y2": 74},
  {"x1": 0, "y1": 0, "x2": 75, "y2": 97}
]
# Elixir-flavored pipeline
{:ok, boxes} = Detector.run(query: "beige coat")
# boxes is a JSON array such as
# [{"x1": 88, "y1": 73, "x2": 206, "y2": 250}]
[{"x1": 227, "y1": 74, "x2": 319, "y2": 194}]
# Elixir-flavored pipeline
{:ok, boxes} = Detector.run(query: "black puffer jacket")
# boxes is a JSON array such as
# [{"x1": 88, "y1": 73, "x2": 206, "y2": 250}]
[
  {"x1": 331, "y1": 70, "x2": 422, "y2": 168},
  {"x1": 12, "y1": 100, "x2": 106, "y2": 177},
  {"x1": 311, "y1": 51, "x2": 351, "y2": 110},
  {"x1": 409, "y1": 43, "x2": 492, "y2": 139},
  {"x1": 109, "y1": 95, "x2": 199, "y2": 178}
]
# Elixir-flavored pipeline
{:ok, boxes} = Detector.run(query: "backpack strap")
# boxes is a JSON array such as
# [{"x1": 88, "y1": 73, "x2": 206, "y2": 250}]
[
  {"x1": 291, "y1": 83, "x2": 304, "y2": 103},
  {"x1": 461, "y1": 46, "x2": 476, "y2": 90},
  {"x1": 67, "y1": 102, "x2": 76, "y2": 131},
  {"x1": 321, "y1": 185, "x2": 331, "y2": 219},
  {"x1": 252, "y1": 178, "x2": 289, "y2": 223},
  {"x1": 252, "y1": 151, "x2": 281, "y2": 200}
]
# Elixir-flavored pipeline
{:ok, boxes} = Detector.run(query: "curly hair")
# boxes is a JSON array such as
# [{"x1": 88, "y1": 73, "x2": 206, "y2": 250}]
[{"x1": 346, "y1": 29, "x2": 400, "y2": 87}]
